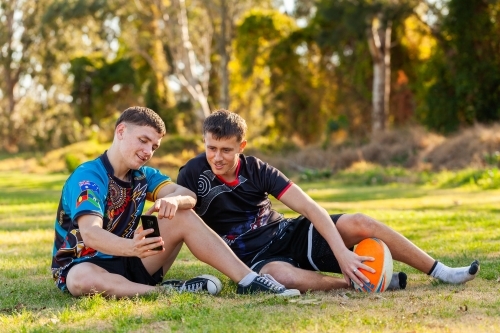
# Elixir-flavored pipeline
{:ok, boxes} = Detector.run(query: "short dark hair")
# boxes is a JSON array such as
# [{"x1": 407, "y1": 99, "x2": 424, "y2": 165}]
[
  {"x1": 116, "y1": 106, "x2": 166, "y2": 136},
  {"x1": 203, "y1": 109, "x2": 247, "y2": 142}
]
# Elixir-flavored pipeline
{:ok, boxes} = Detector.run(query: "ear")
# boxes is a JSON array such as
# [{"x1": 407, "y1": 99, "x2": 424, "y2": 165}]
[
  {"x1": 239, "y1": 140, "x2": 247, "y2": 153},
  {"x1": 116, "y1": 123, "x2": 126, "y2": 140}
]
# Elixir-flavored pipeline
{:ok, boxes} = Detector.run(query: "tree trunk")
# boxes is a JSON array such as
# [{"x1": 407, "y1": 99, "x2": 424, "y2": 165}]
[
  {"x1": 2, "y1": 3, "x2": 20, "y2": 151},
  {"x1": 219, "y1": 0, "x2": 230, "y2": 109},
  {"x1": 175, "y1": 0, "x2": 212, "y2": 120},
  {"x1": 367, "y1": 17, "x2": 392, "y2": 134}
]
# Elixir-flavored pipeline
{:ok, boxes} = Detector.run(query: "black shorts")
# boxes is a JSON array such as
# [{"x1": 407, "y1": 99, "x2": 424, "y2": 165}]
[
  {"x1": 250, "y1": 214, "x2": 353, "y2": 273},
  {"x1": 58, "y1": 256, "x2": 164, "y2": 292}
]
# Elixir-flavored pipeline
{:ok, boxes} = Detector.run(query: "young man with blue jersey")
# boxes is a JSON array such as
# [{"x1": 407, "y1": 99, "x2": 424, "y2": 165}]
[
  {"x1": 51, "y1": 106, "x2": 300, "y2": 298},
  {"x1": 177, "y1": 109, "x2": 480, "y2": 292}
]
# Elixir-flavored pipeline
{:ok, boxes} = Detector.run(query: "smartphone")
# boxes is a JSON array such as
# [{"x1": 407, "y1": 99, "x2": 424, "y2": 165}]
[{"x1": 140, "y1": 215, "x2": 163, "y2": 251}]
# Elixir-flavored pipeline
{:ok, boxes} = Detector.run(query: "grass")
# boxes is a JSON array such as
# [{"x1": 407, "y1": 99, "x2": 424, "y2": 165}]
[{"x1": 1, "y1": 171, "x2": 499, "y2": 332}]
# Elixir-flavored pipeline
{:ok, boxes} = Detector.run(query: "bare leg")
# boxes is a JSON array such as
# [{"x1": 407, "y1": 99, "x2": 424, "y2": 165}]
[
  {"x1": 66, "y1": 263, "x2": 156, "y2": 297},
  {"x1": 336, "y1": 213, "x2": 479, "y2": 284},
  {"x1": 260, "y1": 261, "x2": 348, "y2": 292},
  {"x1": 336, "y1": 213, "x2": 436, "y2": 273},
  {"x1": 141, "y1": 209, "x2": 252, "y2": 282},
  {"x1": 67, "y1": 210, "x2": 255, "y2": 297}
]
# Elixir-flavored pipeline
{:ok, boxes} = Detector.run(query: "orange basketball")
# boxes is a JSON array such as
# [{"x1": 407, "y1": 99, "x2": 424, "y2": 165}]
[{"x1": 351, "y1": 238, "x2": 393, "y2": 292}]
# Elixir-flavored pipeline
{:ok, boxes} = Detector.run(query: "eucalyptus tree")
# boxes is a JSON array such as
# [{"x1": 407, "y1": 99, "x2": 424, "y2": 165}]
[
  {"x1": 126, "y1": 0, "x2": 272, "y2": 126},
  {"x1": 312, "y1": 0, "x2": 419, "y2": 134},
  {"x1": 417, "y1": 0, "x2": 500, "y2": 133},
  {"x1": 0, "y1": 0, "x2": 55, "y2": 151}
]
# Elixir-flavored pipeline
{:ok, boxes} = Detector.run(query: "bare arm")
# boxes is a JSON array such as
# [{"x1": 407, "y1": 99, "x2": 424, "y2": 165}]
[
  {"x1": 78, "y1": 214, "x2": 165, "y2": 258},
  {"x1": 144, "y1": 182, "x2": 197, "y2": 218},
  {"x1": 279, "y1": 184, "x2": 373, "y2": 286}
]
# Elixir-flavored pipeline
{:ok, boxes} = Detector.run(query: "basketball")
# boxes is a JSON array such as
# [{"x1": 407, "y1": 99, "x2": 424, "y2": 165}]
[{"x1": 351, "y1": 238, "x2": 393, "y2": 292}]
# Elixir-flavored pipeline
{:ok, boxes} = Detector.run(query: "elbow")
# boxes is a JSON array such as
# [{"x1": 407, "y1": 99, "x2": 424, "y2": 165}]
[{"x1": 79, "y1": 228, "x2": 99, "y2": 250}]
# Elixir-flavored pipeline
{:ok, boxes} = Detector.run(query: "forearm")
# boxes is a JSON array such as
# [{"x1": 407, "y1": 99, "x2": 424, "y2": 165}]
[
  {"x1": 156, "y1": 184, "x2": 196, "y2": 209},
  {"x1": 167, "y1": 194, "x2": 196, "y2": 209},
  {"x1": 81, "y1": 226, "x2": 135, "y2": 257}
]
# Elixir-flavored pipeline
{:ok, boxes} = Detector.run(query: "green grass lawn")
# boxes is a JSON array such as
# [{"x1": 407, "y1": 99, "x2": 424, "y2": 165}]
[{"x1": 1, "y1": 171, "x2": 499, "y2": 332}]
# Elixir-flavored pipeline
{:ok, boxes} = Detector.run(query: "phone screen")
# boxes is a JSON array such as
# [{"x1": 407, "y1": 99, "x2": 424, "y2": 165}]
[{"x1": 140, "y1": 215, "x2": 163, "y2": 251}]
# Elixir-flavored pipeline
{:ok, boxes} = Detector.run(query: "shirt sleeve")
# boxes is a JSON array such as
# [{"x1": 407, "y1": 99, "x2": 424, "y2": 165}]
[
  {"x1": 253, "y1": 157, "x2": 292, "y2": 199},
  {"x1": 64, "y1": 165, "x2": 107, "y2": 221},
  {"x1": 177, "y1": 161, "x2": 199, "y2": 194},
  {"x1": 142, "y1": 166, "x2": 173, "y2": 201}
]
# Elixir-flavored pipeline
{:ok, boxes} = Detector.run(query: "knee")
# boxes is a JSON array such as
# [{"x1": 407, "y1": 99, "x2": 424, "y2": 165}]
[
  {"x1": 161, "y1": 209, "x2": 198, "y2": 226},
  {"x1": 159, "y1": 209, "x2": 198, "y2": 233},
  {"x1": 347, "y1": 213, "x2": 378, "y2": 238},
  {"x1": 66, "y1": 266, "x2": 105, "y2": 296}
]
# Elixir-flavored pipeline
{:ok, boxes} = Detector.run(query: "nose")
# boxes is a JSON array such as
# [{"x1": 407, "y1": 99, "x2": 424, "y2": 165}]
[
  {"x1": 213, "y1": 150, "x2": 223, "y2": 161},
  {"x1": 143, "y1": 145, "x2": 154, "y2": 156}
]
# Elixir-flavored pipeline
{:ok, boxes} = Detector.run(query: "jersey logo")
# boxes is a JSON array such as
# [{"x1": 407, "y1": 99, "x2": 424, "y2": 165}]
[
  {"x1": 197, "y1": 170, "x2": 247, "y2": 216},
  {"x1": 76, "y1": 181, "x2": 101, "y2": 209}
]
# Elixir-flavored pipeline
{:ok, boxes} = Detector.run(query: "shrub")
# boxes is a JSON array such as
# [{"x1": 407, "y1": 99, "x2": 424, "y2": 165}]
[{"x1": 65, "y1": 154, "x2": 82, "y2": 173}]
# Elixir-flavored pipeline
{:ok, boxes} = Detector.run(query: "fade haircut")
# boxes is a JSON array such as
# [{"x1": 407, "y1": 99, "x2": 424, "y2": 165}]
[
  {"x1": 203, "y1": 109, "x2": 247, "y2": 142},
  {"x1": 116, "y1": 106, "x2": 166, "y2": 136}
]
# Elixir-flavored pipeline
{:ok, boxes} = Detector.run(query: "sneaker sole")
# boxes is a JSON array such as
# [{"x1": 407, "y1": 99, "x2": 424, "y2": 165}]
[{"x1": 276, "y1": 289, "x2": 301, "y2": 297}]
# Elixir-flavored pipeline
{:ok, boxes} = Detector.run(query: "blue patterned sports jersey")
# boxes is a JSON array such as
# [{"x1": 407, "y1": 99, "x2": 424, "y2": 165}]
[{"x1": 51, "y1": 152, "x2": 172, "y2": 291}]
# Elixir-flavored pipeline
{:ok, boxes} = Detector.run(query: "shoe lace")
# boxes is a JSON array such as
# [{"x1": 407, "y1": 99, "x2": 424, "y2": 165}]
[
  {"x1": 182, "y1": 281, "x2": 204, "y2": 292},
  {"x1": 258, "y1": 274, "x2": 285, "y2": 291}
]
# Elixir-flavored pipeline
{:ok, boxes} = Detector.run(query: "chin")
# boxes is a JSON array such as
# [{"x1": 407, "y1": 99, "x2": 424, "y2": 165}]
[{"x1": 211, "y1": 168, "x2": 226, "y2": 175}]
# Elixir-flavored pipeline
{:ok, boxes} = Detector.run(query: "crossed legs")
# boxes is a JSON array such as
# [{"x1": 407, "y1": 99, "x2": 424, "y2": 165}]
[{"x1": 67, "y1": 209, "x2": 253, "y2": 297}]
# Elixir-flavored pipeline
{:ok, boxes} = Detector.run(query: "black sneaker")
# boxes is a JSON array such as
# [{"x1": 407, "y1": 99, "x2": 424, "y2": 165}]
[
  {"x1": 237, "y1": 274, "x2": 300, "y2": 297},
  {"x1": 161, "y1": 275, "x2": 223, "y2": 295}
]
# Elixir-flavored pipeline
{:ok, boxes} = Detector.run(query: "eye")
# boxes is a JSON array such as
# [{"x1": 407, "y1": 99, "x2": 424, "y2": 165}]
[{"x1": 139, "y1": 138, "x2": 146, "y2": 144}]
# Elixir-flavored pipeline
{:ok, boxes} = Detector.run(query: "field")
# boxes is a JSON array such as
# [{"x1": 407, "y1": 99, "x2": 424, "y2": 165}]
[{"x1": 1, "y1": 171, "x2": 499, "y2": 332}]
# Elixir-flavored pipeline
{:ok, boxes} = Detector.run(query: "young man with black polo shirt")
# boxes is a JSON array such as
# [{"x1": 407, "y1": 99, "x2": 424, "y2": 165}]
[{"x1": 177, "y1": 109, "x2": 480, "y2": 292}]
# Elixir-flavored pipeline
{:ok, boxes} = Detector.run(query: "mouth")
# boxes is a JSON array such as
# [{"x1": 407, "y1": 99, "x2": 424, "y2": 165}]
[
  {"x1": 137, "y1": 154, "x2": 148, "y2": 162},
  {"x1": 213, "y1": 163, "x2": 225, "y2": 170}
]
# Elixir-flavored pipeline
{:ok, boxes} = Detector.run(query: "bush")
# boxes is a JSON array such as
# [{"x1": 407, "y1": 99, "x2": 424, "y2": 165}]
[{"x1": 65, "y1": 154, "x2": 82, "y2": 173}]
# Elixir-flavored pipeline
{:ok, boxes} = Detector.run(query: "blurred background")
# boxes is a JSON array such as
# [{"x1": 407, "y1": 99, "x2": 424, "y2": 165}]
[{"x1": 2, "y1": 0, "x2": 500, "y2": 177}]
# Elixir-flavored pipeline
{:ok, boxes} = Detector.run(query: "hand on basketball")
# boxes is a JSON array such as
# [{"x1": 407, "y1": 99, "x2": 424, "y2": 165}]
[
  {"x1": 145, "y1": 196, "x2": 179, "y2": 219},
  {"x1": 131, "y1": 225, "x2": 165, "y2": 258}
]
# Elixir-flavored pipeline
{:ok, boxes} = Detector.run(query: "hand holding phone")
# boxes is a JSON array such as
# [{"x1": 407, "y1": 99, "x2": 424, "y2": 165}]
[{"x1": 140, "y1": 215, "x2": 163, "y2": 251}]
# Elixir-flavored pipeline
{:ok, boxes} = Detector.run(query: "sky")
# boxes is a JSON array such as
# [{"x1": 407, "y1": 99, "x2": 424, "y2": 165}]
[{"x1": 282, "y1": 0, "x2": 295, "y2": 13}]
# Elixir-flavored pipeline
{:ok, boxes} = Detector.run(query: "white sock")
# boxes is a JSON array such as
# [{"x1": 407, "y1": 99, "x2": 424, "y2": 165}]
[
  {"x1": 429, "y1": 260, "x2": 480, "y2": 284},
  {"x1": 238, "y1": 272, "x2": 259, "y2": 287}
]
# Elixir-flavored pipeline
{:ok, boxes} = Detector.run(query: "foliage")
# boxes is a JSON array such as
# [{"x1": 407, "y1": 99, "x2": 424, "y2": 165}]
[
  {"x1": 64, "y1": 153, "x2": 82, "y2": 173},
  {"x1": 418, "y1": 0, "x2": 500, "y2": 133},
  {"x1": 310, "y1": 0, "x2": 420, "y2": 135},
  {"x1": 70, "y1": 55, "x2": 137, "y2": 123},
  {"x1": 426, "y1": 167, "x2": 500, "y2": 190},
  {"x1": 4, "y1": 0, "x2": 500, "y2": 153}
]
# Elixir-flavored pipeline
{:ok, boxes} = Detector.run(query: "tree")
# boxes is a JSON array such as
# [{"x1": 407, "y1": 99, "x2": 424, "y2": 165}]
[
  {"x1": 0, "y1": 0, "x2": 53, "y2": 151},
  {"x1": 417, "y1": 0, "x2": 500, "y2": 132},
  {"x1": 312, "y1": 0, "x2": 418, "y2": 134}
]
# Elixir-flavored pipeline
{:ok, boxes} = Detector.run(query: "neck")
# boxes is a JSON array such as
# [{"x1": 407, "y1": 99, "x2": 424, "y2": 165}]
[{"x1": 105, "y1": 148, "x2": 131, "y2": 181}]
